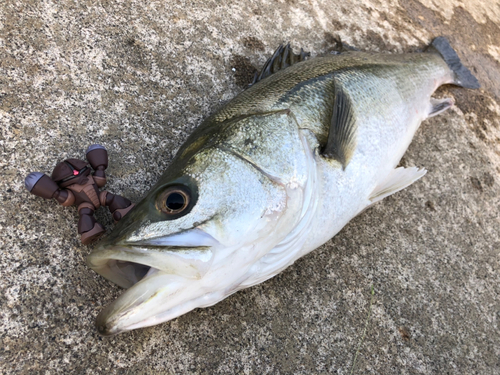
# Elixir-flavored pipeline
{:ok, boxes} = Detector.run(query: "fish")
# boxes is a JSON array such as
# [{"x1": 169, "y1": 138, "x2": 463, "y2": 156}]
[{"x1": 88, "y1": 37, "x2": 479, "y2": 335}]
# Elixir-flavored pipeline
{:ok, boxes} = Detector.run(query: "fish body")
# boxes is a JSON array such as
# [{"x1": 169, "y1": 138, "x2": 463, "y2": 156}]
[{"x1": 88, "y1": 38, "x2": 479, "y2": 335}]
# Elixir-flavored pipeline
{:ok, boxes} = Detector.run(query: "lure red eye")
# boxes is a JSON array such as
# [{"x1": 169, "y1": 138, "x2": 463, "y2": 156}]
[{"x1": 73, "y1": 170, "x2": 79, "y2": 175}]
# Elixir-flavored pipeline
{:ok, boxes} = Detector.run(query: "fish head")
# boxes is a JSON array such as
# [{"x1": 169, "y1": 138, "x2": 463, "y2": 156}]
[{"x1": 88, "y1": 141, "x2": 288, "y2": 335}]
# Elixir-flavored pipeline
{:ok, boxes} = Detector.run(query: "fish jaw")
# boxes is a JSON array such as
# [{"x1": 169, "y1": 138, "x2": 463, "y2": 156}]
[
  {"x1": 95, "y1": 269, "x2": 207, "y2": 336},
  {"x1": 88, "y1": 226, "x2": 223, "y2": 335},
  {"x1": 91, "y1": 241, "x2": 267, "y2": 336},
  {"x1": 90, "y1": 234, "x2": 223, "y2": 336}
]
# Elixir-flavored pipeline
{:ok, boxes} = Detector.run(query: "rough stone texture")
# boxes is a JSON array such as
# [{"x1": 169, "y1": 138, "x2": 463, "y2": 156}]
[{"x1": 1, "y1": 0, "x2": 499, "y2": 373}]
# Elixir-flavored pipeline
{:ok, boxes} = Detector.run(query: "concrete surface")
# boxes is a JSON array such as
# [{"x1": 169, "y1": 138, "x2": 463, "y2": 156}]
[{"x1": 1, "y1": 0, "x2": 499, "y2": 373}]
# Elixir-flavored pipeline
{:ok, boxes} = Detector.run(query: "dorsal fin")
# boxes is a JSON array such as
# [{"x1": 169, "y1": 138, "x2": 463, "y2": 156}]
[
  {"x1": 251, "y1": 43, "x2": 310, "y2": 85},
  {"x1": 329, "y1": 35, "x2": 359, "y2": 55},
  {"x1": 321, "y1": 82, "x2": 357, "y2": 170}
]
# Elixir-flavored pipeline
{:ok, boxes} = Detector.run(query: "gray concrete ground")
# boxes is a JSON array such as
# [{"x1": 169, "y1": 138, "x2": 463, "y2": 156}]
[{"x1": 1, "y1": 0, "x2": 499, "y2": 373}]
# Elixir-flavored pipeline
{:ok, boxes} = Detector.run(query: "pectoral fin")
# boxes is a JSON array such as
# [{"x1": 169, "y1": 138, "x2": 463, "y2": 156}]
[
  {"x1": 322, "y1": 82, "x2": 357, "y2": 170},
  {"x1": 369, "y1": 167, "x2": 427, "y2": 203}
]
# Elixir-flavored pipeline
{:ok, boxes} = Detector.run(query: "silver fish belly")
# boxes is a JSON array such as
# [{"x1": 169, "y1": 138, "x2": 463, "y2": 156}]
[{"x1": 88, "y1": 37, "x2": 479, "y2": 335}]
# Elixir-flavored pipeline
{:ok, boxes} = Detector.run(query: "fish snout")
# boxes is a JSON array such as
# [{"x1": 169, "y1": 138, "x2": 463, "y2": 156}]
[{"x1": 96, "y1": 310, "x2": 118, "y2": 336}]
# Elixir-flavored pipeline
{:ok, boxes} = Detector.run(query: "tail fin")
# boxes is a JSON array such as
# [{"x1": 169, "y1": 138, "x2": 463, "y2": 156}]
[{"x1": 426, "y1": 37, "x2": 480, "y2": 89}]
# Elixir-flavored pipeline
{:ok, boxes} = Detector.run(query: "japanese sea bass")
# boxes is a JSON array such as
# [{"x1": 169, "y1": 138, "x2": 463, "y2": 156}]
[{"x1": 88, "y1": 37, "x2": 479, "y2": 335}]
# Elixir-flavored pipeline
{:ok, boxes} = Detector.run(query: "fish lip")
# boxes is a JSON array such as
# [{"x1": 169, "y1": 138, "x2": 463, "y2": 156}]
[
  {"x1": 118, "y1": 228, "x2": 221, "y2": 248},
  {"x1": 95, "y1": 294, "x2": 144, "y2": 336},
  {"x1": 94, "y1": 270, "x2": 195, "y2": 336},
  {"x1": 96, "y1": 313, "x2": 120, "y2": 336},
  {"x1": 96, "y1": 298, "x2": 154, "y2": 336},
  {"x1": 94, "y1": 266, "x2": 162, "y2": 336},
  {"x1": 88, "y1": 243, "x2": 214, "y2": 289}
]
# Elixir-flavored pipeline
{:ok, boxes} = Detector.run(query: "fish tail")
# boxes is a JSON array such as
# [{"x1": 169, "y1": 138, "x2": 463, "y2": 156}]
[{"x1": 426, "y1": 37, "x2": 480, "y2": 89}]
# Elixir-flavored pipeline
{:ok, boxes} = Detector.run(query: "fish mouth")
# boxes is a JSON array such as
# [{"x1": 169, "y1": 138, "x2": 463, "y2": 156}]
[{"x1": 88, "y1": 229, "x2": 220, "y2": 336}]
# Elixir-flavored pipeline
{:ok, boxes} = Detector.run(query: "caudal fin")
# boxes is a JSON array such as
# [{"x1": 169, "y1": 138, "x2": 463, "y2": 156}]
[{"x1": 427, "y1": 37, "x2": 480, "y2": 89}]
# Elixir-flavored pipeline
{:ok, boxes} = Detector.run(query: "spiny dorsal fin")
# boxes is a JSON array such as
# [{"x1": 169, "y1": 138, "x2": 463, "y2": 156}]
[
  {"x1": 251, "y1": 43, "x2": 310, "y2": 85},
  {"x1": 329, "y1": 35, "x2": 359, "y2": 55},
  {"x1": 322, "y1": 82, "x2": 357, "y2": 170},
  {"x1": 369, "y1": 166, "x2": 427, "y2": 204}
]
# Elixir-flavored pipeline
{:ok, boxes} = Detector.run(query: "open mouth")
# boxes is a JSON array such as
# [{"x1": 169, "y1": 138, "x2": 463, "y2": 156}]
[
  {"x1": 88, "y1": 228, "x2": 219, "y2": 288},
  {"x1": 87, "y1": 229, "x2": 220, "y2": 335},
  {"x1": 106, "y1": 259, "x2": 156, "y2": 285}
]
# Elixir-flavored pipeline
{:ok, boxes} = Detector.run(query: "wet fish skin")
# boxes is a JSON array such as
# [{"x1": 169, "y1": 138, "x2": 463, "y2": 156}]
[{"x1": 88, "y1": 38, "x2": 479, "y2": 335}]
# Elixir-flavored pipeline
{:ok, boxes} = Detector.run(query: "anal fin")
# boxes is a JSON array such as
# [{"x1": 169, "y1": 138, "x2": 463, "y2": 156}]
[
  {"x1": 369, "y1": 167, "x2": 427, "y2": 204},
  {"x1": 322, "y1": 82, "x2": 357, "y2": 170},
  {"x1": 429, "y1": 97, "x2": 454, "y2": 117}
]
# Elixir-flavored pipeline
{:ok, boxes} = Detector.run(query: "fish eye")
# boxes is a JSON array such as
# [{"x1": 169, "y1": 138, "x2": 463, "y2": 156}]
[{"x1": 157, "y1": 186, "x2": 191, "y2": 215}]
